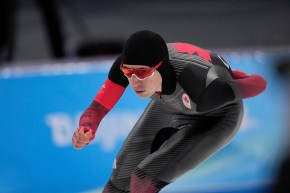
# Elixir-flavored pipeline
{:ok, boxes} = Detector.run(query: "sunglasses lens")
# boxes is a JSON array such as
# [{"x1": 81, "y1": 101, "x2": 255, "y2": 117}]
[
  {"x1": 121, "y1": 66, "x2": 155, "y2": 80},
  {"x1": 134, "y1": 69, "x2": 154, "y2": 79},
  {"x1": 121, "y1": 68, "x2": 133, "y2": 78}
]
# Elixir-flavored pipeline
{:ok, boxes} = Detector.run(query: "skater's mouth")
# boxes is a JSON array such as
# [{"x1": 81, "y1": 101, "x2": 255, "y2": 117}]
[{"x1": 135, "y1": 90, "x2": 145, "y2": 94}]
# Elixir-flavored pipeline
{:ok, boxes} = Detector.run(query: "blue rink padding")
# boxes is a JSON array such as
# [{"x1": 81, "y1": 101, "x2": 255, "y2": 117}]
[{"x1": 0, "y1": 50, "x2": 289, "y2": 193}]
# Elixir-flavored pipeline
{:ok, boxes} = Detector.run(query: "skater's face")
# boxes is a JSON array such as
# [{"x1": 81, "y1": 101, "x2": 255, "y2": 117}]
[{"x1": 121, "y1": 64, "x2": 162, "y2": 98}]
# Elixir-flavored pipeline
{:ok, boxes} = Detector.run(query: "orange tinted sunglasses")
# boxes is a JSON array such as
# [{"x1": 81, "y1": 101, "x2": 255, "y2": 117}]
[{"x1": 120, "y1": 60, "x2": 163, "y2": 80}]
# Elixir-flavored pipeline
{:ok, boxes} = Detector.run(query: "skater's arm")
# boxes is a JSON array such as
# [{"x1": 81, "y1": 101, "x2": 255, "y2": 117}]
[
  {"x1": 72, "y1": 56, "x2": 128, "y2": 149},
  {"x1": 196, "y1": 70, "x2": 266, "y2": 112}
]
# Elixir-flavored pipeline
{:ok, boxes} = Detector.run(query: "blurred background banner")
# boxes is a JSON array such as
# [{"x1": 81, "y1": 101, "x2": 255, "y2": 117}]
[{"x1": 0, "y1": 49, "x2": 289, "y2": 193}]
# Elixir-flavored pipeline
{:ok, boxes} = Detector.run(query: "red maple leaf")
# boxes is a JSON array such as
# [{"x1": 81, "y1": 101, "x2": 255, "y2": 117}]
[
  {"x1": 172, "y1": 43, "x2": 212, "y2": 62},
  {"x1": 184, "y1": 95, "x2": 189, "y2": 103}
]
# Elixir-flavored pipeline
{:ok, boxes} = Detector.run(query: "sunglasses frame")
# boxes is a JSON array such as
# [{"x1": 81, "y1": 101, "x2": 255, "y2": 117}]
[{"x1": 120, "y1": 59, "x2": 163, "y2": 80}]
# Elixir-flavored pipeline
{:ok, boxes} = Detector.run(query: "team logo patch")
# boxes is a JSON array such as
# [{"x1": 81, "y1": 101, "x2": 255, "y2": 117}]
[{"x1": 182, "y1": 93, "x2": 191, "y2": 109}]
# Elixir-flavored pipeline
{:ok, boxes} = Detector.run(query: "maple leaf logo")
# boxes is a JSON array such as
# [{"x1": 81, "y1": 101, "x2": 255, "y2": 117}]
[
  {"x1": 182, "y1": 93, "x2": 192, "y2": 109},
  {"x1": 172, "y1": 42, "x2": 212, "y2": 62}
]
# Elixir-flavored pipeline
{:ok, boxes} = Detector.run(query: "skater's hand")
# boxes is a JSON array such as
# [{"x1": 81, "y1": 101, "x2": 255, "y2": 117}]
[{"x1": 72, "y1": 126, "x2": 95, "y2": 150}]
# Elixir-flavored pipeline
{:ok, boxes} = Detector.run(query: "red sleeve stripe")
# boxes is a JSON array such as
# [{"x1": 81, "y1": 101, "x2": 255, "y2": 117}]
[
  {"x1": 94, "y1": 79, "x2": 126, "y2": 110},
  {"x1": 233, "y1": 74, "x2": 267, "y2": 98},
  {"x1": 232, "y1": 70, "x2": 249, "y2": 79}
]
